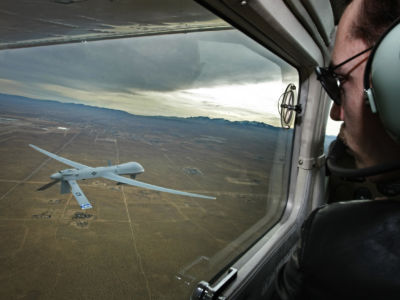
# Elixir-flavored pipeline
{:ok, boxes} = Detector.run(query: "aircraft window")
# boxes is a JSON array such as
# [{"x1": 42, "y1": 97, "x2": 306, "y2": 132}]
[{"x1": 0, "y1": 27, "x2": 298, "y2": 299}]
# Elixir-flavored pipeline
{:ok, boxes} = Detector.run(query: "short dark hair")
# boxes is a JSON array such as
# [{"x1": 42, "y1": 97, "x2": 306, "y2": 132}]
[{"x1": 351, "y1": 0, "x2": 400, "y2": 46}]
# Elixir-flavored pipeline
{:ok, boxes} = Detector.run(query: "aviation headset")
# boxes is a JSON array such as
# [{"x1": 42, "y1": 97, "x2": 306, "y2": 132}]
[
  {"x1": 327, "y1": 18, "x2": 400, "y2": 180},
  {"x1": 364, "y1": 17, "x2": 400, "y2": 142}
]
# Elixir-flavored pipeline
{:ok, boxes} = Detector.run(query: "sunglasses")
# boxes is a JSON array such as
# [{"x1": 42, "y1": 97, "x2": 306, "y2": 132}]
[{"x1": 315, "y1": 46, "x2": 373, "y2": 105}]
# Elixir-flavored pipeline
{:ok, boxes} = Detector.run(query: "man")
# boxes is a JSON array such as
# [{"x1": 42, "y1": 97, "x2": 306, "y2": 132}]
[
  {"x1": 330, "y1": 0, "x2": 400, "y2": 172},
  {"x1": 273, "y1": 0, "x2": 400, "y2": 299}
]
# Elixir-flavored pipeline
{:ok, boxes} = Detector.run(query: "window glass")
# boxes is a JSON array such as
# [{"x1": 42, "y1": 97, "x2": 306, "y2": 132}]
[{"x1": 0, "y1": 25, "x2": 298, "y2": 300}]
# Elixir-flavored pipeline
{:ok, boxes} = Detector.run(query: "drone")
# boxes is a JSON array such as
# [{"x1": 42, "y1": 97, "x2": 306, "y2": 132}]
[{"x1": 30, "y1": 144, "x2": 215, "y2": 209}]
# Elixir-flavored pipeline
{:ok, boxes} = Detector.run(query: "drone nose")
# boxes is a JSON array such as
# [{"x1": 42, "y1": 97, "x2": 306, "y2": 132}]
[{"x1": 50, "y1": 173, "x2": 62, "y2": 180}]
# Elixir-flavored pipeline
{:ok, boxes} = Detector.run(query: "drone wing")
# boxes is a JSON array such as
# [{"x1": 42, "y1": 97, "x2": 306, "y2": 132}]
[
  {"x1": 29, "y1": 144, "x2": 89, "y2": 169},
  {"x1": 68, "y1": 180, "x2": 92, "y2": 210},
  {"x1": 102, "y1": 172, "x2": 216, "y2": 200}
]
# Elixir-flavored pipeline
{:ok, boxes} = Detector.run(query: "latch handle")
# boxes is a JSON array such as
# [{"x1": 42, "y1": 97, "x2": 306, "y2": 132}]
[{"x1": 191, "y1": 267, "x2": 238, "y2": 300}]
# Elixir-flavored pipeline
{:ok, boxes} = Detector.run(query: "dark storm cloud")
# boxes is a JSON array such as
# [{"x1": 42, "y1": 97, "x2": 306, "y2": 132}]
[{"x1": 0, "y1": 29, "x2": 281, "y2": 93}]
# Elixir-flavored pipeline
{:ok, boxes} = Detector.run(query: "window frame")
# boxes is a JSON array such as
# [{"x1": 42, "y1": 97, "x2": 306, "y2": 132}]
[
  {"x1": 193, "y1": 0, "x2": 334, "y2": 298},
  {"x1": 0, "y1": 20, "x2": 304, "y2": 299}
]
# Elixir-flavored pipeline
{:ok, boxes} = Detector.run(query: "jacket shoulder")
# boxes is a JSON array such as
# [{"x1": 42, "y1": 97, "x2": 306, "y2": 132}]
[{"x1": 300, "y1": 200, "x2": 400, "y2": 299}]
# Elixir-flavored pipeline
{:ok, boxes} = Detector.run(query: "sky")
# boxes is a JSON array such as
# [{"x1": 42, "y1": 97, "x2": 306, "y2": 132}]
[{"x1": 0, "y1": 29, "x2": 302, "y2": 128}]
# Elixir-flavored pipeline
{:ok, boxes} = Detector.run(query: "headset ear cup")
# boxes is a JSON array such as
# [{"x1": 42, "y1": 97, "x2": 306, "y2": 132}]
[{"x1": 367, "y1": 21, "x2": 400, "y2": 142}]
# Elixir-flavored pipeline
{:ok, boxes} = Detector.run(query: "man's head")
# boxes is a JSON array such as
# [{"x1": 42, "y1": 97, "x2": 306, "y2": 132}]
[
  {"x1": 350, "y1": 0, "x2": 400, "y2": 46},
  {"x1": 329, "y1": 0, "x2": 400, "y2": 177}
]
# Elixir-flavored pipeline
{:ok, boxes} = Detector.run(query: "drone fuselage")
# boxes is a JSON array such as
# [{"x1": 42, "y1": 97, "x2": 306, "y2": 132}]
[{"x1": 50, "y1": 162, "x2": 144, "y2": 181}]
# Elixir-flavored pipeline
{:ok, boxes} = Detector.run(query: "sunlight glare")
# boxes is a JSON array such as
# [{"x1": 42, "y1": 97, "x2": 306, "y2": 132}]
[{"x1": 184, "y1": 81, "x2": 285, "y2": 119}]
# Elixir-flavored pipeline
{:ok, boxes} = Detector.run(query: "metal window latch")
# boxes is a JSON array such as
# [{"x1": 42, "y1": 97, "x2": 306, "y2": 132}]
[
  {"x1": 278, "y1": 83, "x2": 301, "y2": 128},
  {"x1": 191, "y1": 268, "x2": 238, "y2": 300},
  {"x1": 280, "y1": 103, "x2": 302, "y2": 113},
  {"x1": 298, "y1": 154, "x2": 326, "y2": 170}
]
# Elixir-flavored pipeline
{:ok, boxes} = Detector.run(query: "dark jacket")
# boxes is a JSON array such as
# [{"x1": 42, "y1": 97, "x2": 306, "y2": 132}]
[{"x1": 274, "y1": 200, "x2": 400, "y2": 299}]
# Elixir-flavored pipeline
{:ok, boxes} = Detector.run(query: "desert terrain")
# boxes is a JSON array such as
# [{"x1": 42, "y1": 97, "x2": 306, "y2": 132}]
[{"x1": 0, "y1": 94, "x2": 291, "y2": 299}]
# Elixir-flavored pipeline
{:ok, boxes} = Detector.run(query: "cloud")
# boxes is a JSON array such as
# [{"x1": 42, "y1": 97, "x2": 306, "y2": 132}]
[
  {"x1": 0, "y1": 29, "x2": 296, "y2": 124},
  {"x1": 0, "y1": 30, "x2": 282, "y2": 90}
]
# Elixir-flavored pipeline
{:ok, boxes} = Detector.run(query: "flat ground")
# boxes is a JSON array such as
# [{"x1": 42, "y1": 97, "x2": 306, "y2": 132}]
[{"x1": 0, "y1": 95, "x2": 291, "y2": 299}]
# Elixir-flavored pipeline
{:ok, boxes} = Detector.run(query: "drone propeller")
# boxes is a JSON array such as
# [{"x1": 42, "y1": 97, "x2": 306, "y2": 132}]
[{"x1": 37, "y1": 179, "x2": 60, "y2": 191}]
